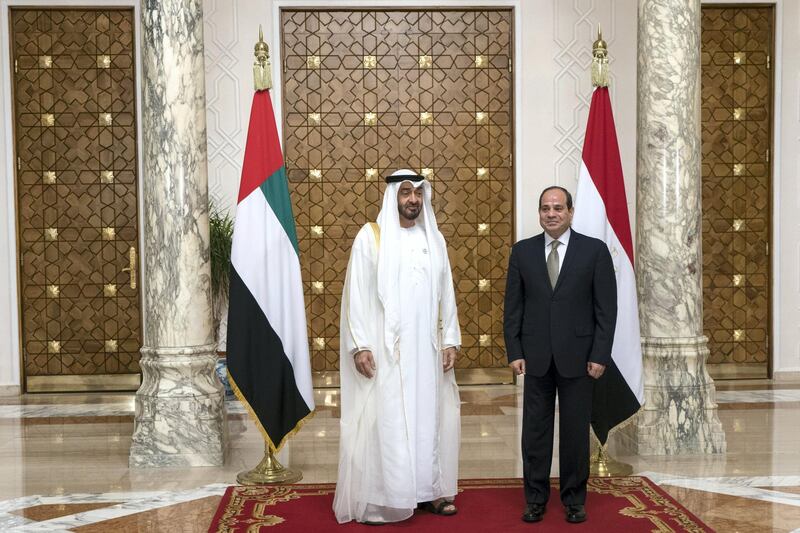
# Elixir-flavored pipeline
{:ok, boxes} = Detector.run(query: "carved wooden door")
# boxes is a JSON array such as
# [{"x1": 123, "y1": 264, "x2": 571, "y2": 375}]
[
  {"x1": 701, "y1": 6, "x2": 773, "y2": 379},
  {"x1": 281, "y1": 9, "x2": 515, "y2": 383},
  {"x1": 12, "y1": 8, "x2": 142, "y2": 392}
]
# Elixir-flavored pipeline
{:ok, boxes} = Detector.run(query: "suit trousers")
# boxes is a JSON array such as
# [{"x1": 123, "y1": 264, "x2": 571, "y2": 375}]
[{"x1": 522, "y1": 360, "x2": 593, "y2": 506}]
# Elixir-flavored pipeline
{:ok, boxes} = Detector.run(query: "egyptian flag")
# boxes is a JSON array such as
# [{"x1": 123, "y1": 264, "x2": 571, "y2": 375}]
[
  {"x1": 572, "y1": 86, "x2": 644, "y2": 445},
  {"x1": 226, "y1": 89, "x2": 314, "y2": 453}
]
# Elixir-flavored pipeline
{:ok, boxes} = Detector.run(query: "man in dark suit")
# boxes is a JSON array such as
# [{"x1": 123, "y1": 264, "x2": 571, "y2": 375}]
[{"x1": 503, "y1": 186, "x2": 617, "y2": 524}]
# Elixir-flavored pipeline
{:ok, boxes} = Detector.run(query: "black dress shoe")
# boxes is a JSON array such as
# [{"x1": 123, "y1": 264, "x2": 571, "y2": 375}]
[
  {"x1": 522, "y1": 503, "x2": 545, "y2": 523},
  {"x1": 565, "y1": 504, "x2": 586, "y2": 523}
]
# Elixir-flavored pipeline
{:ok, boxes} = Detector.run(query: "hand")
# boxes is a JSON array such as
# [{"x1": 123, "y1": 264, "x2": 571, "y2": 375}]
[
  {"x1": 443, "y1": 347, "x2": 457, "y2": 372},
  {"x1": 510, "y1": 359, "x2": 526, "y2": 376},
  {"x1": 587, "y1": 362, "x2": 605, "y2": 379},
  {"x1": 354, "y1": 350, "x2": 376, "y2": 378}
]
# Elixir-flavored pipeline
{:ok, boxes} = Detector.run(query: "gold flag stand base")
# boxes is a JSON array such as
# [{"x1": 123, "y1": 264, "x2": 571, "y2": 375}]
[
  {"x1": 589, "y1": 445, "x2": 633, "y2": 477},
  {"x1": 237, "y1": 445, "x2": 303, "y2": 485}
]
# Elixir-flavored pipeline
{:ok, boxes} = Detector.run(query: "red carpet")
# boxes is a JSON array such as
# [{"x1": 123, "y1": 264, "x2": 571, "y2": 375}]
[{"x1": 208, "y1": 477, "x2": 712, "y2": 532}]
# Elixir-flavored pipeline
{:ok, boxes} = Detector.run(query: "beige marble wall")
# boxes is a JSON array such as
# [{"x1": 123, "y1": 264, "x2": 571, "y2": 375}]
[
  {"x1": 774, "y1": 0, "x2": 800, "y2": 378},
  {"x1": 197, "y1": 0, "x2": 800, "y2": 380},
  {"x1": 0, "y1": 3, "x2": 22, "y2": 390},
  {"x1": 202, "y1": 0, "x2": 639, "y2": 235},
  {"x1": 204, "y1": 0, "x2": 272, "y2": 207},
  {"x1": 202, "y1": 0, "x2": 639, "y2": 351},
  {"x1": 518, "y1": 0, "x2": 638, "y2": 237},
  {"x1": 1, "y1": 0, "x2": 800, "y2": 387}
]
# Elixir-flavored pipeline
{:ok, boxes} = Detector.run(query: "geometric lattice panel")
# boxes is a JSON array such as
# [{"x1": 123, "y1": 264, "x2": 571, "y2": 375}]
[
  {"x1": 701, "y1": 6, "x2": 772, "y2": 372},
  {"x1": 12, "y1": 9, "x2": 141, "y2": 381},
  {"x1": 281, "y1": 9, "x2": 514, "y2": 371}
]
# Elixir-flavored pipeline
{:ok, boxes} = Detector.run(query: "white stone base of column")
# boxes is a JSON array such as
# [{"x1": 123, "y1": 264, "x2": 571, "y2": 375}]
[
  {"x1": 632, "y1": 336, "x2": 726, "y2": 455},
  {"x1": 129, "y1": 344, "x2": 227, "y2": 467}
]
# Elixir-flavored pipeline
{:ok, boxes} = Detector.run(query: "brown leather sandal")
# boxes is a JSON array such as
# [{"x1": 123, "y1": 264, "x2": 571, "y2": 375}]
[{"x1": 421, "y1": 499, "x2": 457, "y2": 516}]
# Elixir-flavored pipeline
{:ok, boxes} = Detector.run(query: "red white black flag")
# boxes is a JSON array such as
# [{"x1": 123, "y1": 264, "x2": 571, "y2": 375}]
[{"x1": 573, "y1": 87, "x2": 644, "y2": 444}]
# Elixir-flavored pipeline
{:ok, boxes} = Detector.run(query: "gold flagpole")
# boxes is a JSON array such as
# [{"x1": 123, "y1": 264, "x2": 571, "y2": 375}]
[
  {"x1": 591, "y1": 24, "x2": 609, "y2": 88},
  {"x1": 253, "y1": 25, "x2": 272, "y2": 91},
  {"x1": 587, "y1": 26, "x2": 634, "y2": 477},
  {"x1": 589, "y1": 431, "x2": 632, "y2": 477},
  {"x1": 236, "y1": 27, "x2": 301, "y2": 485},
  {"x1": 237, "y1": 442, "x2": 303, "y2": 485}
]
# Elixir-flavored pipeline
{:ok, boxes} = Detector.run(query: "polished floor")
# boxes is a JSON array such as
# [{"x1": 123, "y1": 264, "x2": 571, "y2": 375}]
[{"x1": 0, "y1": 380, "x2": 799, "y2": 531}]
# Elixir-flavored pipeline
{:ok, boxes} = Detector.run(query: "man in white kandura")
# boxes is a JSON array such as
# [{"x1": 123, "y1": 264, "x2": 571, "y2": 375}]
[{"x1": 333, "y1": 168, "x2": 462, "y2": 525}]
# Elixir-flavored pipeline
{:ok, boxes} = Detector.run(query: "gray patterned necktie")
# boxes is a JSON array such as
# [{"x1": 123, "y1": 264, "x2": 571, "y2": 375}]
[{"x1": 547, "y1": 240, "x2": 561, "y2": 288}]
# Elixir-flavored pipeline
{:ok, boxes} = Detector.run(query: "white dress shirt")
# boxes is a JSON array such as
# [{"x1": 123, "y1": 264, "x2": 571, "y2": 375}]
[{"x1": 544, "y1": 228, "x2": 571, "y2": 274}]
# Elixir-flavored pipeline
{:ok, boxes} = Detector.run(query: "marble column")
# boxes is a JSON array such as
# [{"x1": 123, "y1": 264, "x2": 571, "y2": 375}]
[
  {"x1": 634, "y1": 0, "x2": 726, "y2": 454},
  {"x1": 129, "y1": 0, "x2": 226, "y2": 467}
]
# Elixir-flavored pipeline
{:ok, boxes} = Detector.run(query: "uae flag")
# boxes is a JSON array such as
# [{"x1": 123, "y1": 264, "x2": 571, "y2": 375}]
[
  {"x1": 572, "y1": 86, "x2": 644, "y2": 444},
  {"x1": 226, "y1": 89, "x2": 314, "y2": 453}
]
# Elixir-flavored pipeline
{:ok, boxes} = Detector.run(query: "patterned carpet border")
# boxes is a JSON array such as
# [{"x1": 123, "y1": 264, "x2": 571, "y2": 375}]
[{"x1": 208, "y1": 476, "x2": 713, "y2": 532}]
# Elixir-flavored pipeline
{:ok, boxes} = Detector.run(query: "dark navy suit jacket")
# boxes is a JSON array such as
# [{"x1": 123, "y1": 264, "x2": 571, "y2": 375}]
[{"x1": 503, "y1": 230, "x2": 617, "y2": 378}]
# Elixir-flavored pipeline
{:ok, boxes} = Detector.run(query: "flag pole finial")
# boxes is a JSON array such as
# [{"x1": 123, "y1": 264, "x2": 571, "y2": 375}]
[
  {"x1": 254, "y1": 24, "x2": 272, "y2": 91},
  {"x1": 592, "y1": 24, "x2": 609, "y2": 88}
]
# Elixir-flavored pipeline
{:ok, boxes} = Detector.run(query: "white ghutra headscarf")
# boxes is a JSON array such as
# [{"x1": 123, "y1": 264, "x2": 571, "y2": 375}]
[{"x1": 375, "y1": 169, "x2": 448, "y2": 355}]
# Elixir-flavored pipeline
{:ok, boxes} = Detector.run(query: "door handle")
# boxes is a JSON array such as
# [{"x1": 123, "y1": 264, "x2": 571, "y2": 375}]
[{"x1": 121, "y1": 246, "x2": 137, "y2": 290}]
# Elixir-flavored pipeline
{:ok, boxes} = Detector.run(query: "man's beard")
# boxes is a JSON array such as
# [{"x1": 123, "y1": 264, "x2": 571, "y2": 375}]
[{"x1": 399, "y1": 204, "x2": 421, "y2": 220}]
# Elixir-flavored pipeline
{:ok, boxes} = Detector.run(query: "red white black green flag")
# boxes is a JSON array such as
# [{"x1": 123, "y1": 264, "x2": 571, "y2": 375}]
[{"x1": 226, "y1": 89, "x2": 314, "y2": 452}]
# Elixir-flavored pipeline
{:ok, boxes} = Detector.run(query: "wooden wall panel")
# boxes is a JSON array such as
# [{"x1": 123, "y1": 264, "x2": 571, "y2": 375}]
[
  {"x1": 701, "y1": 6, "x2": 773, "y2": 378},
  {"x1": 12, "y1": 9, "x2": 141, "y2": 389},
  {"x1": 281, "y1": 9, "x2": 514, "y2": 371}
]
